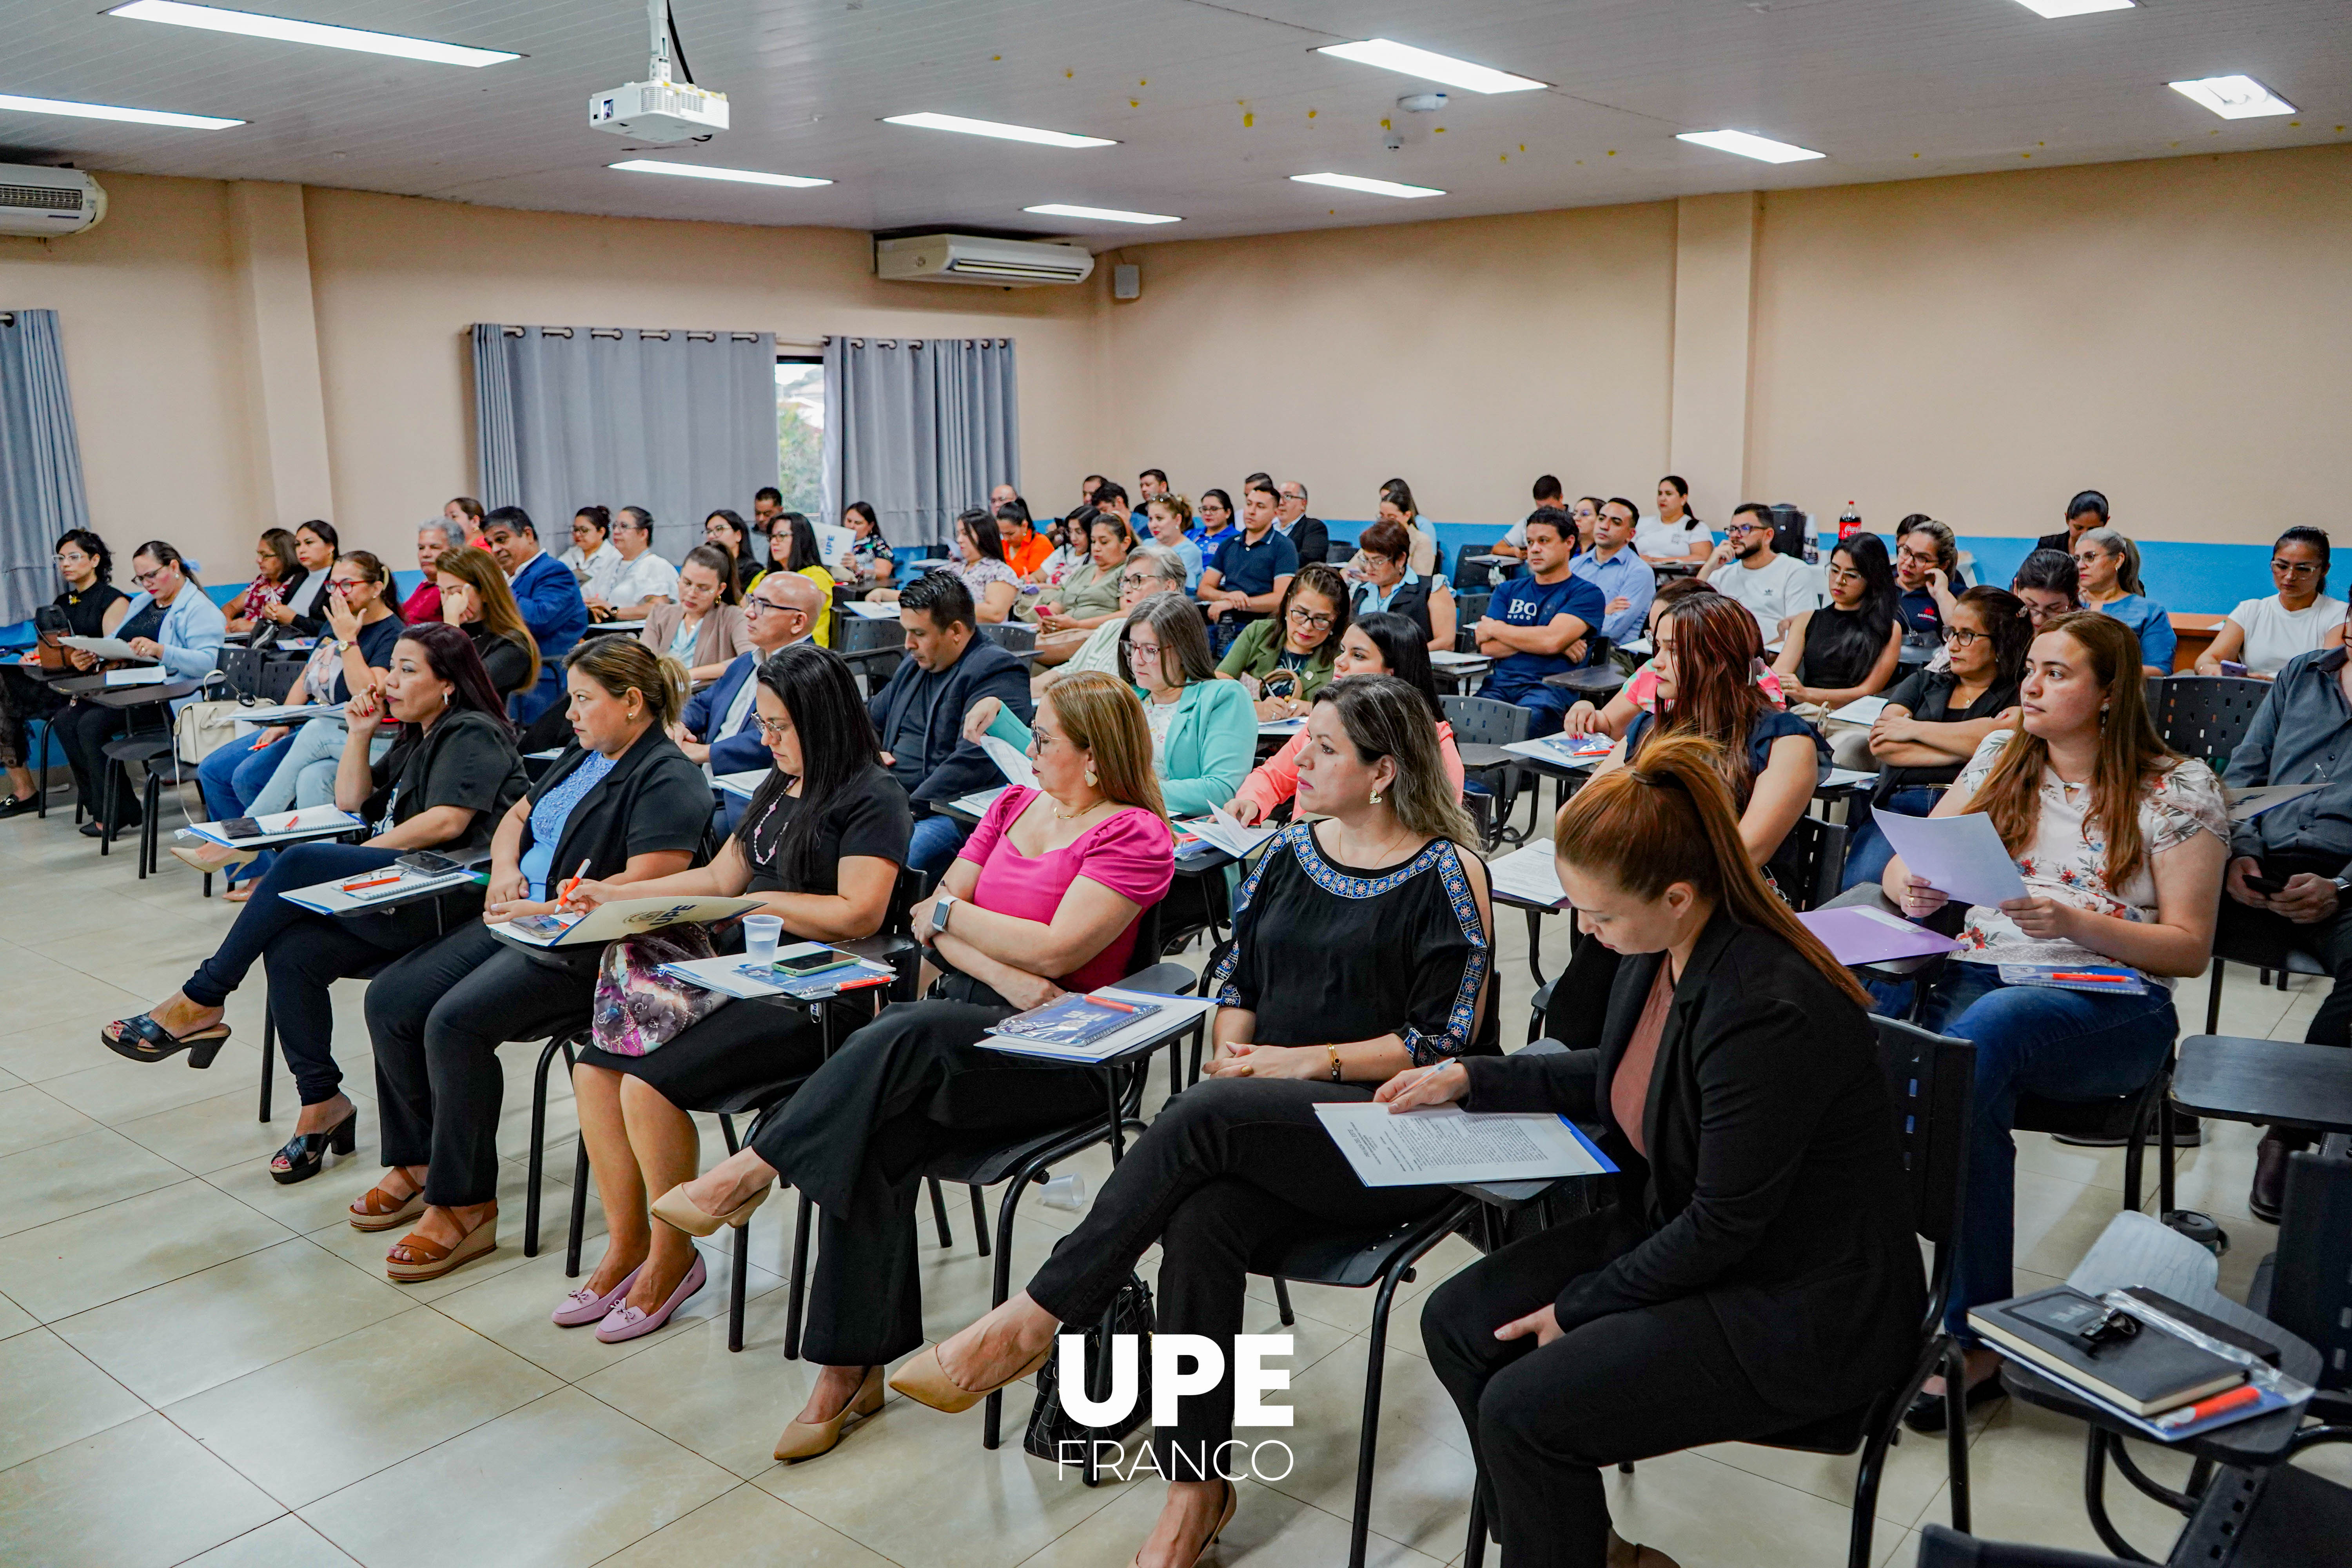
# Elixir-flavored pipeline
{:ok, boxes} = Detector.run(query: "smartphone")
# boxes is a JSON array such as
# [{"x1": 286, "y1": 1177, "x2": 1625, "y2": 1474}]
[
  {"x1": 2243, "y1": 871, "x2": 2286, "y2": 895},
  {"x1": 508, "y1": 913, "x2": 576, "y2": 939},
  {"x1": 219, "y1": 816, "x2": 264, "y2": 841},
  {"x1": 2220, "y1": 661, "x2": 2248, "y2": 678},
  {"x1": 395, "y1": 850, "x2": 465, "y2": 876},
  {"x1": 773, "y1": 947, "x2": 854, "y2": 977}
]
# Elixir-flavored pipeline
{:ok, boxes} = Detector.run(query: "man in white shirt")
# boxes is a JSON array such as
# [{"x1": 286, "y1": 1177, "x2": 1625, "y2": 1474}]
[
  {"x1": 589, "y1": 506, "x2": 681, "y2": 623},
  {"x1": 1697, "y1": 501, "x2": 1826, "y2": 641}
]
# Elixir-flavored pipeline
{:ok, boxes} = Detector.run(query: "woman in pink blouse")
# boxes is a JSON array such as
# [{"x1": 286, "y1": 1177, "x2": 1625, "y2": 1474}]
[{"x1": 649, "y1": 670, "x2": 1174, "y2": 1463}]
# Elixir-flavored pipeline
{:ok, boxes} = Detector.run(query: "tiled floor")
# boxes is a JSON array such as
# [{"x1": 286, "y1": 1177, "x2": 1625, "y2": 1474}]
[{"x1": 0, "y1": 793, "x2": 2328, "y2": 1567}]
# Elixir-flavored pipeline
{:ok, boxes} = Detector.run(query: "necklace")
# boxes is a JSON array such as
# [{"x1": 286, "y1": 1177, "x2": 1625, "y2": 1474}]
[{"x1": 1053, "y1": 796, "x2": 1111, "y2": 821}]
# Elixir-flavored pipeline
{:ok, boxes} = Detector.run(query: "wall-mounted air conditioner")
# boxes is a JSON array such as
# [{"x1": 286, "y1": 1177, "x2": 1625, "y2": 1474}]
[
  {"x1": 874, "y1": 233, "x2": 1094, "y2": 287},
  {"x1": 0, "y1": 165, "x2": 106, "y2": 237}
]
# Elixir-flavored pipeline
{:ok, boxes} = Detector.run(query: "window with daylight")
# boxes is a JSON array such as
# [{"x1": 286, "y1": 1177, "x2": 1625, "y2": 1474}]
[{"x1": 775, "y1": 357, "x2": 824, "y2": 515}]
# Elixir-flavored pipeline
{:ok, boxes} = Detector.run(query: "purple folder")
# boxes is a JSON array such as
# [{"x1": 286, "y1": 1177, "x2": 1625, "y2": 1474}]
[{"x1": 1797, "y1": 907, "x2": 1967, "y2": 966}]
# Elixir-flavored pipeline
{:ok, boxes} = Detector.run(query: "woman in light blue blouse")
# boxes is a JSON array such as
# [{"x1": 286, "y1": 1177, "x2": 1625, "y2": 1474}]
[{"x1": 2074, "y1": 528, "x2": 2175, "y2": 678}]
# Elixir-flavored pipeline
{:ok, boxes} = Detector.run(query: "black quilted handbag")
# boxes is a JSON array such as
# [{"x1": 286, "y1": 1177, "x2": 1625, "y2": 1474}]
[{"x1": 1022, "y1": 1271, "x2": 1155, "y2": 1465}]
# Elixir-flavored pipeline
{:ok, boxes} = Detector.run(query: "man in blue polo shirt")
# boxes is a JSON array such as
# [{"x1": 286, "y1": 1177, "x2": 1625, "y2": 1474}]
[
  {"x1": 1197, "y1": 479, "x2": 1298, "y2": 633},
  {"x1": 1477, "y1": 508, "x2": 1606, "y2": 736}
]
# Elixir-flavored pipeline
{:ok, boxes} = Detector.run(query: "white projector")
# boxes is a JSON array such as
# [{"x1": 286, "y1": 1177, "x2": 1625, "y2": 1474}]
[{"x1": 588, "y1": 78, "x2": 729, "y2": 142}]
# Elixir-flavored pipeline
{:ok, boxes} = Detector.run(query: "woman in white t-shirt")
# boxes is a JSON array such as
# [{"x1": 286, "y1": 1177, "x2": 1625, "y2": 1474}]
[
  {"x1": 1635, "y1": 475, "x2": 1711, "y2": 564},
  {"x1": 2197, "y1": 527, "x2": 2344, "y2": 678}
]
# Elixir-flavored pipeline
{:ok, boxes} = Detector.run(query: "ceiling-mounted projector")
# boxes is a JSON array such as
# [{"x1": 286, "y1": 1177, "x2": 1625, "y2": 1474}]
[
  {"x1": 0, "y1": 165, "x2": 106, "y2": 236},
  {"x1": 589, "y1": 0, "x2": 728, "y2": 143}
]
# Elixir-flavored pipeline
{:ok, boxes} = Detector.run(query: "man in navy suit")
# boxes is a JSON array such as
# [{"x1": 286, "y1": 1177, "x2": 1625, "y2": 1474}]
[
  {"x1": 678, "y1": 571, "x2": 824, "y2": 829},
  {"x1": 483, "y1": 506, "x2": 590, "y2": 724}
]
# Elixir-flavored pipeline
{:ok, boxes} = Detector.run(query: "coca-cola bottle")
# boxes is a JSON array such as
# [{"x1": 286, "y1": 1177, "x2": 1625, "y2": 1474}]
[{"x1": 1838, "y1": 501, "x2": 1862, "y2": 541}]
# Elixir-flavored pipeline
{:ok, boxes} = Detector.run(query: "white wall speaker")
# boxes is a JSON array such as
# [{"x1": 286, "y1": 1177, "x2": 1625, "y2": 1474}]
[{"x1": 1112, "y1": 263, "x2": 1141, "y2": 301}]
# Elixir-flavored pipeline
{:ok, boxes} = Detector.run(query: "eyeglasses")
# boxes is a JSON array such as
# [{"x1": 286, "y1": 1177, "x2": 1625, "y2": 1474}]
[
  {"x1": 742, "y1": 598, "x2": 795, "y2": 618},
  {"x1": 753, "y1": 717, "x2": 794, "y2": 741},
  {"x1": 2272, "y1": 560, "x2": 2321, "y2": 577},
  {"x1": 1896, "y1": 548, "x2": 1937, "y2": 568},
  {"x1": 131, "y1": 566, "x2": 168, "y2": 586},
  {"x1": 1126, "y1": 640, "x2": 1163, "y2": 660},
  {"x1": 1120, "y1": 571, "x2": 1162, "y2": 588},
  {"x1": 1287, "y1": 608, "x2": 1335, "y2": 630},
  {"x1": 1726, "y1": 523, "x2": 1768, "y2": 537},
  {"x1": 1943, "y1": 626, "x2": 1986, "y2": 648},
  {"x1": 1826, "y1": 566, "x2": 1863, "y2": 586},
  {"x1": 328, "y1": 578, "x2": 366, "y2": 594},
  {"x1": 2069, "y1": 1307, "x2": 2141, "y2": 1357}
]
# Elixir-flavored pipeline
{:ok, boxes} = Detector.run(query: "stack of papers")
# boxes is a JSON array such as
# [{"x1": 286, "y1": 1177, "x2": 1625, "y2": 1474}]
[
  {"x1": 980, "y1": 986, "x2": 1217, "y2": 1062},
  {"x1": 186, "y1": 807, "x2": 365, "y2": 848},
  {"x1": 1258, "y1": 717, "x2": 1305, "y2": 736},
  {"x1": 1796, "y1": 905, "x2": 1964, "y2": 965},
  {"x1": 1178, "y1": 806, "x2": 1279, "y2": 860},
  {"x1": 229, "y1": 702, "x2": 344, "y2": 726},
  {"x1": 2225, "y1": 783, "x2": 2323, "y2": 823},
  {"x1": 655, "y1": 951, "x2": 897, "y2": 1001},
  {"x1": 279, "y1": 865, "x2": 481, "y2": 916},
  {"x1": 1313, "y1": 1103, "x2": 1617, "y2": 1187},
  {"x1": 1818, "y1": 767, "x2": 1878, "y2": 790},
  {"x1": 104, "y1": 666, "x2": 168, "y2": 688},
  {"x1": 1503, "y1": 733, "x2": 1614, "y2": 768},
  {"x1": 950, "y1": 786, "x2": 1007, "y2": 820},
  {"x1": 844, "y1": 600, "x2": 903, "y2": 620},
  {"x1": 1428, "y1": 650, "x2": 1490, "y2": 668},
  {"x1": 488, "y1": 895, "x2": 765, "y2": 949},
  {"x1": 1871, "y1": 811, "x2": 2026, "y2": 908},
  {"x1": 1486, "y1": 844, "x2": 1569, "y2": 909},
  {"x1": 1825, "y1": 696, "x2": 1890, "y2": 725}
]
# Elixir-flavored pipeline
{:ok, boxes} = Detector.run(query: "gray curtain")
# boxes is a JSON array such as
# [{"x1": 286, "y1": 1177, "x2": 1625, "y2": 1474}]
[
  {"x1": 0, "y1": 310, "x2": 91, "y2": 625},
  {"x1": 824, "y1": 337, "x2": 1018, "y2": 549},
  {"x1": 472, "y1": 324, "x2": 776, "y2": 562}
]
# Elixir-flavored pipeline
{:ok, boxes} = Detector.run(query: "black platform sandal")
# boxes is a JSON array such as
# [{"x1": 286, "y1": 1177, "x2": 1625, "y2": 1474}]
[
  {"x1": 270, "y1": 1109, "x2": 359, "y2": 1185},
  {"x1": 100, "y1": 1013, "x2": 230, "y2": 1068}
]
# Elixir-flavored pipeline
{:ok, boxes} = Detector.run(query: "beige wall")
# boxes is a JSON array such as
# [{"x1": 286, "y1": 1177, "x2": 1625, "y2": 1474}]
[{"x1": 4, "y1": 143, "x2": 2347, "y2": 587}]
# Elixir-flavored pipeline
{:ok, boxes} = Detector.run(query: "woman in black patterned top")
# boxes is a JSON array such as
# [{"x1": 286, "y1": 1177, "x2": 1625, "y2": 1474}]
[{"x1": 893, "y1": 676, "x2": 1493, "y2": 1568}]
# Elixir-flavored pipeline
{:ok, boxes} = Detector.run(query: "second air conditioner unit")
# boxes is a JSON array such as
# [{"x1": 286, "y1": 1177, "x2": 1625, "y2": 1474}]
[
  {"x1": 874, "y1": 233, "x2": 1095, "y2": 287},
  {"x1": 0, "y1": 165, "x2": 107, "y2": 237}
]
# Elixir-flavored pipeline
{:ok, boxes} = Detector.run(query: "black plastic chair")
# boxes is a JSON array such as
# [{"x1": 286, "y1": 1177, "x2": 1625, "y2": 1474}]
[
  {"x1": 1782, "y1": 812, "x2": 1851, "y2": 913},
  {"x1": 2252, "y1": 1142, "x2": 2352, "y2": 1421},
  {"x1": 1466, "y1": 1015, "x2": 1978, "y2": 1568},
  {"x1": 2151, "y1": 675, "x2": 2267, "y2": 771},
  {"x1": 1914, "y1": 1525, "x2": 2122, "y2": 1566},
  {"x1": 1442, "y1": 694, "x2": 1532, "y2": 848},
  {"x1": 978, "y1": 621, "x2": 1037, "y2": 655},
  {"x1": 101, "y1": 733, "x2": 191, "y2": 877},
  {"x1": 833, "y1": 611, "x2": 904, "y2": 696},
  {"x1": 1453, "y1": 592, "x2": 1491, "y2": 652}
]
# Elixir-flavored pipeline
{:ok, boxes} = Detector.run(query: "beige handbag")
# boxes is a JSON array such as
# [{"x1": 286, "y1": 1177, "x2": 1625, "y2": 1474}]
[{"x1": 174, "y1": 699, "x2": 247, "y2": 764}]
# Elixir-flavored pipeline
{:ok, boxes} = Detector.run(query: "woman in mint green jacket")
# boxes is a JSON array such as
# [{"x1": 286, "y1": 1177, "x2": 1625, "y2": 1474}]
[{"x1": 966, "y1": 591, "x2": 1258, "y2": 819}]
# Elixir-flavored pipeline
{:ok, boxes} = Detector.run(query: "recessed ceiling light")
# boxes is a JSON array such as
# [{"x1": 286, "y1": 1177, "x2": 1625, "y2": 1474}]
[
  {"x1": 1024, "y1": 203, "x2": 1179, "y2": 225},
  {"x1": 883, "y1": 112, "x2": 1115, "y2": 149},
  {"x1": 1676, "y1": 129, "x2": 1825, "y2": 163},
  {"x1": 107, "y1": 1, "x2": 516, "y2": 67},
  {"x1": 0, "y1": 91, "x2": 241, "y2": 130},
  {"x1": 612, "y1": 160, "x2": 831, "y2": 189},
  {"x1": 2168, "y1": 75, "x2": 2297, "y2": 120},
  {"x1": 2009, "y1": 0, "x2": 2134, "y2": 17},
  {"x1": 1315, "y1": 39, "x2": 1545, "y2": 94},
  {"x1": 1290, "y1": 172, "x2": 1446, "y2": 200}
]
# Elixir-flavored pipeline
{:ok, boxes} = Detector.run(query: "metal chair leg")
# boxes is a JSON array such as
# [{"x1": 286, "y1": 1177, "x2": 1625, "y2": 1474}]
[
  {"x1": 717, "y1": 1114, "x2": 747, "y2": 1353},
  {"x1": 1944, "y1": 1339, "x2": 1972, "y2": 1534},
  {"x1": 1272, "y1": 1276, "x2": 1295, "y2": 1327},
  {"x1": 927, "y1": 1176, "x2": 953, "y2": 1247},
  {"x1": 1344, "y1": 1259, "x2": 1414, "y2": 1568},
  {"x1": 524, "y1": 1034, "x2": 569, "y2": 1258},
  {"x1": 784, "y1": 1191, "x2": 813, "y2": 1360},
  {"x1": 565, "y1": 1139, "x2": 589, "y2": 1277},
  {"x1": 982, "y1": 1163, "x2": 1038, "y2": 1450},
  {"x1": 969, "y1": 1184, "x2": 989, "y2": 1256},
  {"x1": 1463, "y1": 1484, "x2": 1488, "y2": 1568},
  {"x1": 256, "y1": 999, "x2": 276, "y2": 1123}
]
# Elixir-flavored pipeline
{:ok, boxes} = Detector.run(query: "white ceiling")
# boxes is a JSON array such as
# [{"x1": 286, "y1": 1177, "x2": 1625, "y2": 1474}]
[{"x1": 2, "y1": 0, "x2": 2345, "y2": 246}]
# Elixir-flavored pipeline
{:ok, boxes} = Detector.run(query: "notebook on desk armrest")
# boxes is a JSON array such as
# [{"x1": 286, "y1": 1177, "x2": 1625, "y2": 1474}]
[{"x1": 1966, "y1": 1286, "x2": 2243, "y2": 1416}]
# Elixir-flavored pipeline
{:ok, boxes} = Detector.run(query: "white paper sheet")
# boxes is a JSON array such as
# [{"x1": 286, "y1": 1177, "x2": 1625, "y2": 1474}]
[
  {"x1": 278, "y1": 867, "x2": 479, "y2": 916},
  {"x1": 1820, "y1": 767, "x2": 1878, "y2": 790},
  {"x1": 1182, "y1": 806, "x2": 1281, "y2": 860},
  {"x1": 978, "y1": 987, "x2": 1218, "y2": 1063},
  {"x1": 2225, "y1": 783, "x2": 2324, "y2": 823},
  {"x1": 1312, "y1": 1103, "x2": 1616, "y2": 1188},
  {"x1": 1826, "y1": 696, "x2": 1889, "y2": 725},
  {"x1": 844, "y1": 599, "x2": 903, "y2": 620},
  {"x1": 977, "y1": 734, "x2": 1038, "y2": 791},
  {"x1": 655, "y1": 949, "x2": 897, "y2": 1001},
  {"x1": 1486, "y1": 844, "x2": 1569, "y2": 908},
  {"x1": 1428, "y1": 650, "x2": 1490, "y2": 668},
  {"x1": 950, "y1": 786, "x2": 1007, "y2": 820},
  {"x1": 715, "y1": 769, "x2": 768, "y2": 800},
  {"x1": 1871, "y1": 810, "x2": 2027, "y2": 909},
  {"x1": 60, "y1": 635, "x2": 152, "y2": 662},
  {"x1": 103, "y1": 665, "x2": 168, "y2": 687}
]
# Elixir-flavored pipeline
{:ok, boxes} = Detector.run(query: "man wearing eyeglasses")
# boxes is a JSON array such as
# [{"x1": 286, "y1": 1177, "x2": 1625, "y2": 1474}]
[
  {"x1": 675, "y1": 572, "x2": 823, "y2": 824},
  {"x1": 1699, "y1": 501, "x2": 1828, "y2": 643},
  {"x1": 1274, "y1": 480, "x2": 1329, "y2": 566}
]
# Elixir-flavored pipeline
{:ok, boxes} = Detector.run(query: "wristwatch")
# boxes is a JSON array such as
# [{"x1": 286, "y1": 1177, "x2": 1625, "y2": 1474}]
[
  {"x1": 930, "y1": 892, "x2": 958, "y2": 938},
  {"x1": 2333, "y1": 877, "x2": 2351, "y2": 901}
]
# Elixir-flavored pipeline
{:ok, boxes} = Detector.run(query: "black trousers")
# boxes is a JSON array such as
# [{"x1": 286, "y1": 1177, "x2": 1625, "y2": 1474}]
[
  {"x1": 1026, "y1": 1078, "x2": 1448, "y2": 1479},
  {"x1": 0, "y1": 664, "x2": 63, "y2": 775},
  {"x1": 182, "y1": 840, "x2": 450, "y2": 1106},
  {"x1": 366, "y1": 922, "x2": 599, "y2": 1206},
  {"x1": 746, "y1": 997, "x2": 1105, "y2": 1368},
  {"x1": 1419, "y1": 1213, "x2": 1789, "y2": 1568},
  {"x1": 56, "y1": 699, "x2": 131, "y2": 818}
]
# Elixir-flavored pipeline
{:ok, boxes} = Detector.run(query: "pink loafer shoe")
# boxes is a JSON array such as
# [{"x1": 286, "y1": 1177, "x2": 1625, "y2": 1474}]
[
  {"x1": 552, "y1": 1264, "x2": 642, "y2": 1327},
  {"x1": 595, "y1": 1254, "x2": 707, "y2": 1343}
]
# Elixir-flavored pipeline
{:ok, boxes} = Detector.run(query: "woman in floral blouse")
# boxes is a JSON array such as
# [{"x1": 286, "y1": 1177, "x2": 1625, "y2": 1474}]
[{"x1": 1879, "y1": 610, "x2": 2225, "y2": 1431}]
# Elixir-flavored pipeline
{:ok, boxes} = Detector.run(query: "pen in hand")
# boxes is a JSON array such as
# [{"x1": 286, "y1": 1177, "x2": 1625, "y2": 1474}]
[{"x1": 559, "y1": 858, "x2": 590, "y2": 905}]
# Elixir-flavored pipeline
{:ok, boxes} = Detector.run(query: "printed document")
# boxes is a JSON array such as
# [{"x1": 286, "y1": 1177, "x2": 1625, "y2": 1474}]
[
  {"x1": 1871, "y1": 810, "x2": 2027, "y2": 910},
  {"x1": 1314, "y1": 1103, "x2": 1616, "y2": 1188}
]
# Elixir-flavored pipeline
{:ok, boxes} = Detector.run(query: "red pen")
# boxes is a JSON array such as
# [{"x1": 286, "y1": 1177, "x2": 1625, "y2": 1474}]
[
  {"x1": 1087, "y1": 994, "x2": 1140, "y2": 1014},
  {"x1": 829, "y1": 973, "x2": 892, "y2": 993},
  {"x1": 2050, "y1": 971, "x2": 2130, "y2": 984},
  {"x1": 2155, "y1": 1382, "x2": 2262, "y2": 1428},
  {"x1": 560, "y1": 858, "x2": 590, "y2": 903}
]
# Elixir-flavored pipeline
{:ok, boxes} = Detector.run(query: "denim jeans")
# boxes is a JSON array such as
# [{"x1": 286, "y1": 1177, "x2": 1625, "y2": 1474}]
[
  {"x1": 1840, "y1": 786, "x2": 1944, "y2": 893},
  {"x1": 906, "y1": 811, "x2": 969, "y2": 877},
  {"x1": 249, "y1": 722, "x2": 390, "y2": 815},
  {"x1": 1902, "y1": 962, "x2": 2176, "y2": 1337},
  {"x1": 198, "y1": 731, "x2": 297, "y2": 885}
]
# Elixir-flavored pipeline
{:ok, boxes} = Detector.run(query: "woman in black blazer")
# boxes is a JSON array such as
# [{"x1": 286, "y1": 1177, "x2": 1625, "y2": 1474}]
[
  {"x1": 1404, "y1": 733, "x2": 1925, "y2": 1568},
  {"x1": 353, "y1": 638, "x2": 713, "y2": 1284}
]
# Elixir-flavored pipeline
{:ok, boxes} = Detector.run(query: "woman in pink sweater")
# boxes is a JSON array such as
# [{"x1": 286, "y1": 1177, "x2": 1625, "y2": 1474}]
[{"x1": 1228, "y1": 610, "x2": 1463, "y2": 823}]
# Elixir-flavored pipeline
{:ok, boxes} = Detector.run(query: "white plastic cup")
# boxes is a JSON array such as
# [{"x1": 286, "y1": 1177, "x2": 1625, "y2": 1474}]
[
  {"x1": 742, "y1": 915, "x2": 784, "y2": 965},
  {"x1": 1040, "y1": 1173, "x2": 1089, "y2": 1212}
]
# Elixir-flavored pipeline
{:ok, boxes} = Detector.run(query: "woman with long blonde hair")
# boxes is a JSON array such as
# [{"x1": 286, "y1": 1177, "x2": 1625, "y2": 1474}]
[
  {"x1": 650, "y1": 670, "x2": 1176, "y2": 1464},
  {"x1": 892, "y1": 677, "x2": 1495, "y2": 1567},
  {"x1": 1880, "y1": 610, "x2": 2224, "y2": 1430}
]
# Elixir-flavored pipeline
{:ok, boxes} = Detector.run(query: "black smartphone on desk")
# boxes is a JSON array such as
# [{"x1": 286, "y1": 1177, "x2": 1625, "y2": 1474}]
[
  {"x1": 395, "y1": 851, "x2": 466, "y2": 876},
  {"x1": 218, "y1": 817, "x2": 264, "y2": 842}
]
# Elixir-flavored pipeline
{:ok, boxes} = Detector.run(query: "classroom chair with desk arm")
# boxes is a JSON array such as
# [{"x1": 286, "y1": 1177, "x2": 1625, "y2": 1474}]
[{"x1": 1465, "y1": 1014, "x2": 1981, "y2": 1568}]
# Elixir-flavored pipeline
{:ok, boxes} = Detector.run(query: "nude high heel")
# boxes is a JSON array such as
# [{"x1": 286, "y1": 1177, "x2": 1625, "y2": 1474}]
[
  {"x1": 889, "y1": 1338, "x2": 1054, "y2": 1415},
  {"x1": 773, "y1": 1365, "x2": 886, "y2": 1462}
]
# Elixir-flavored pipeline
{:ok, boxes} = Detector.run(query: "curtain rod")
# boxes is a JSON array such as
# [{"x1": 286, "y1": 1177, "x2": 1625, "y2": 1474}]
[{"x1": 497, "y1": 324, "x2": 764, "y2": 342}]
